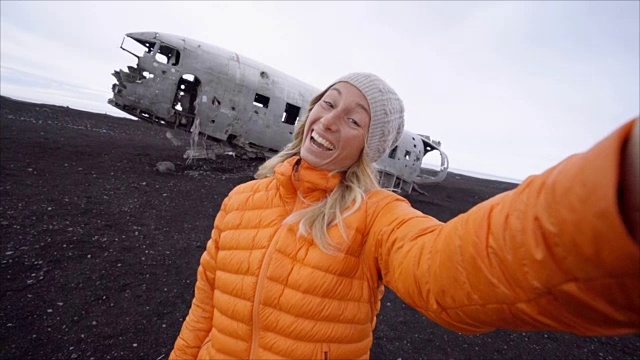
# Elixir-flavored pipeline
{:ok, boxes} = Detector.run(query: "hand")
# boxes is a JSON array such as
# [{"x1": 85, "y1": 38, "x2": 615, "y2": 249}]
[{"x1": 620, "y1": 118, "x2": 639, "y2": 243}]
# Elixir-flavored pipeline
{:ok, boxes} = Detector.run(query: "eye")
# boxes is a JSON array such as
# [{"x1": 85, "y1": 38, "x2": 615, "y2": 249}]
[
  {"x1": 348, "y1": 118, "x2": 360, "y2": 127},
  {"x1": 323, "y1": 100, "x2": 334, "y2": 109}
]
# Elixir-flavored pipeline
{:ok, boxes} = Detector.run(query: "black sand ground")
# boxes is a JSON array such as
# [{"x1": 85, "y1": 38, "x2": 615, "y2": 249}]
[{"x1": 1, "y1": 96, "x2": 638, "y2": 359}]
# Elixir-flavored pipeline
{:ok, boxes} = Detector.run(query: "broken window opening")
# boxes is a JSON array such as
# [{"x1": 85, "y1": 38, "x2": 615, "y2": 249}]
[
  {"x1": 155, "y1": 53, "x2": 169, "y2": 64},
  {"x1": 253, "y1": 93, "x2": 270, "y2": 108},
  {"x1": 281, "y1": 103, "x2": 301, "y2": 125},
  {"x1": 388, "y1": 146, "x2": 398, "y2": 159},
  {"x1": 155, "y1": 44, "x2": 181, "y2": 66},
  {"x1": 121, "y1": 36, "x2": 155, "y2": 58},
  {"x1": 404, "y1": 150, "x2": 411, "y2": 160}
]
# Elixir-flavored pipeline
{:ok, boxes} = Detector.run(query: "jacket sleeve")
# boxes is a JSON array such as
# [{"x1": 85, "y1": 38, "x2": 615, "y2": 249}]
[
  {"x1": 169, "y1": 199, "x2": 228, "y2": 359},
  {"x1": 370, "y1": 119, "x2": 640, "y2": 336}
]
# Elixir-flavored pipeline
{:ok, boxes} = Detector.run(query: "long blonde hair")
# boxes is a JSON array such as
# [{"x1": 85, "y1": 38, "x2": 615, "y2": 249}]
[{"x1": 255, "y1": 88, "x2": 380, "y2": 254}]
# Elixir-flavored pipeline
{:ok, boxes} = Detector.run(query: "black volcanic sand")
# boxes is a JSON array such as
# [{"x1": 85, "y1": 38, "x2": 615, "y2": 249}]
[{"x1": 1, "y1": 96, "x2": 638, "y2": 359}]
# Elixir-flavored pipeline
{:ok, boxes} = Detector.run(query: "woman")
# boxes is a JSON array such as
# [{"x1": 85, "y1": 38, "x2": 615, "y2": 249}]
[{"x1": 170, "y1": 73, "x2": 639, "y2": 359}]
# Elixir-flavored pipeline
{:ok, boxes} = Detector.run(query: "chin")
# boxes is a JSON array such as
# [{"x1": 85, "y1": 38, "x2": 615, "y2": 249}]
[
  {"x1": 300, "y1": 154, "x2": 325, "y2": 169},
  {"x1": 300, "y1": 154, "x2": 328, "y2": 171},
  {"x1": 301, "y1": 144, "x2": 347, "y2": 171}
]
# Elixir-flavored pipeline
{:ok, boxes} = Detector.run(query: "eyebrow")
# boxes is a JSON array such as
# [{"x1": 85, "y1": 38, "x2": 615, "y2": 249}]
[
  {"x1": 329, "y1": 87, "x2": 370, "y2": 115},
  {"x1": 329, "y1": 87, "x2": 342, "y2": 95},
  {"x1": 356, "y1": 103, "x2": 370, "y2": 115}
]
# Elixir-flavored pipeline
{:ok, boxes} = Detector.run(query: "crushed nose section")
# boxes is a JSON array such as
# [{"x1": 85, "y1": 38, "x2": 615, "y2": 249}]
[
  {"x1": 109, "y1": 35, "x2": 157, "y2": 118},
  {"x1": 109, "y1": 64, "x2": 152, "y2": 118},
  {"x1": 111, "y1": 67, "x2": 144, "y2": 89},
  {"x1": 109, "y1": 34, "x2": 182, "y2": 125}
]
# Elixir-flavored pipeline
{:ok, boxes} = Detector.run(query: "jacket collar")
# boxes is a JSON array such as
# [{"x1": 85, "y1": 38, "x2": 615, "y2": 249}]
[{"x1": 274, "y1": 156, "x2": 343, "y2": 202}]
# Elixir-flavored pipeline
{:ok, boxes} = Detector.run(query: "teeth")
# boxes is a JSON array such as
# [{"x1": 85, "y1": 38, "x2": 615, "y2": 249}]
[{"x1": 311, "y1": 131, "x2": 335, "y2": 150}]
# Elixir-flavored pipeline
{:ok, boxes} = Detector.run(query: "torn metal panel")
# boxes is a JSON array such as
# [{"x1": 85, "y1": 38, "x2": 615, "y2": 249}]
[{"x1": 108, "y1": 31, "x2": 448, "y2": 191}]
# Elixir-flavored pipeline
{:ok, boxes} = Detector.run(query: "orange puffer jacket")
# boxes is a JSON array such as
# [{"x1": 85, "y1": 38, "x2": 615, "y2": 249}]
[{"x1": 170, "y1": 120, "x2": 639, "y2": 359}]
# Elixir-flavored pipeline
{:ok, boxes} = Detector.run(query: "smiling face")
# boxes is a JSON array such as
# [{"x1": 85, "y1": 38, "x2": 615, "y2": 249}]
[{"x1": 300, "y1": 82, "x2": 371, "y2": 172}]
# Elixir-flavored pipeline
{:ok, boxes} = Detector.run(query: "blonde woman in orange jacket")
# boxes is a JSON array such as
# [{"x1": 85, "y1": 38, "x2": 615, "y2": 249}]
[{"x1": 170, "y1": 73, "x2": 639, "y2": 359}]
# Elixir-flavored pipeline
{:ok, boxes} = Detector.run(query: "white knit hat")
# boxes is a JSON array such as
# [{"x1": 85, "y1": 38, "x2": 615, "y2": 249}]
[{"x1": 329, "y1": 72, "x2": 405, "y2": 162}]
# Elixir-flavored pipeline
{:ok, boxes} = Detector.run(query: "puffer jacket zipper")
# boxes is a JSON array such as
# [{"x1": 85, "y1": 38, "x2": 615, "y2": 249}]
[
  {"x1": 322, "y1": 343, "x2": 330, "y2": 360},
  {"x1": 248, "y1": 235, "x2": 279, "y2": 359}
]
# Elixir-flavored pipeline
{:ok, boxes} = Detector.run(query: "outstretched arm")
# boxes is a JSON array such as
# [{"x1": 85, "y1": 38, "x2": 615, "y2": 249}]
[{"x1": 371, "y1": 119, "x2": 640, "y2": 336}]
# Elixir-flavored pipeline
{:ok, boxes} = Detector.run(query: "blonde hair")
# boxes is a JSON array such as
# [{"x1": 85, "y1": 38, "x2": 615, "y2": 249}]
[{"x1": 255, "y1": 89, "x2": 380, "y2": 254}]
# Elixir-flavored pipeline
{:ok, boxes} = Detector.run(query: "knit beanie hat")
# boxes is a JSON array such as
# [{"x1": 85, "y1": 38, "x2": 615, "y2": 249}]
[{"x1": 329, "y1": 72, "x2": 405, "y2": 163}]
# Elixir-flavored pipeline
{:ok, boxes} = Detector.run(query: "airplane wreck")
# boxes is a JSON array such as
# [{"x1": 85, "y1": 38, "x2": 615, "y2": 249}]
[{"x1": 108, "y1": 32, "x2": 448, "y2": 193}]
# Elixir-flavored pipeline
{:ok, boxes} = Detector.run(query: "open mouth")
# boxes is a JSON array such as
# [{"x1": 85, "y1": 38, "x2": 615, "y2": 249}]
[{"x1": 310, "y1": 130, "x2": 335, "y2": 151}]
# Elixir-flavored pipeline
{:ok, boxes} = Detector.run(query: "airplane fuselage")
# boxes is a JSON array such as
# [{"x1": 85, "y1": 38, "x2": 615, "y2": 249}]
[{"x1": 109, "y1": 32, "x2": 448, "y2": 192}]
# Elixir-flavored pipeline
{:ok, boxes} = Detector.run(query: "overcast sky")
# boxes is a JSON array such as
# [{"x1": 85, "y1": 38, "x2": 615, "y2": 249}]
[{"x1": 1, "y1": 1, "x2": 638, "y2": 180}]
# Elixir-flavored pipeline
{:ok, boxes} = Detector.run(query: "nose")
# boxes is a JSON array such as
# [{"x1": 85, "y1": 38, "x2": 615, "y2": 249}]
[{"x1": 319, "y1": 113, "x2": 339, "y2": 132}]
